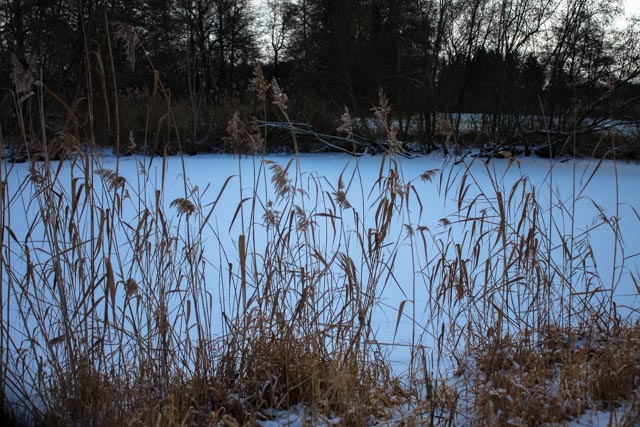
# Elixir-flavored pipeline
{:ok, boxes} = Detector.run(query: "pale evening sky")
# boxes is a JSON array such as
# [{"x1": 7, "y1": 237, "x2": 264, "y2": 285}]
[
  {"x1": 625, "y1": 0, "x2": 640, "y2": 17},
  {"x1": 251, "y1": 0, "x2": 640, "y2": 21}
]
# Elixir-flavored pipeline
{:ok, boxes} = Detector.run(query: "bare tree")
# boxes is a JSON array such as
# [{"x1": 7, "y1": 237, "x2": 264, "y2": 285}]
[
  {"x1": 264, "y1": 0, "x2": 296, "y2": 73},
  {"x1": 488, "y1": 0, "x2": 554, "y2": 137},
  {"x1": 544, "y1": 0, "x2": 625, "y2": 129}
]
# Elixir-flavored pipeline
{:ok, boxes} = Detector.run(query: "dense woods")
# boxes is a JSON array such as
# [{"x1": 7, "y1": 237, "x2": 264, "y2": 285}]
[{"x1": 1, "y1": 0, "x2": 639, "y2": 155}]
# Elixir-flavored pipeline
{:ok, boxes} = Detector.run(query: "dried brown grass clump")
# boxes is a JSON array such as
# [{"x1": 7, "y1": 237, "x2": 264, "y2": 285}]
[
  {"x1": 250, "y1": 63, "x2": 270, "y2": 103},
  {"x1": 43, "y1": 357, "x2": 128, "y2": 427},
  {"x1": 371, "y1": 88, "x2": 402, "y2": 153},
  {"x1": 270, "y1": 79, "x2": 288, "y2": 111},
  {"x1": 230, "y1": 329, "x2": 364, "y2": 413},
  {"x1": 114, "y1": 23, "x2": 139, "y2": 70},
  {"x1": 11, "y1": 131, "x2": 82, "y2": 163},
  {"x1": 11, "y1": 54, "x2": 36, "y2": 96},
  {"x1": 465, "y1": 322, "x2": 640, "y2": 425},
  {"x1": 224, "y1": 112, "x2": 264, "y2": 155},
  {"x1": 44, "y1": 362, "x2": 248, "y2": 427},
  {"x1": 435, "y1": 113, "x2": 454, "y2": 156},
  {"x1": 336, "y1": 107, "x2": 354, "y2": 138},
  {"x1": 220, "y1": 331, "x2": 407, "y2": 426}
]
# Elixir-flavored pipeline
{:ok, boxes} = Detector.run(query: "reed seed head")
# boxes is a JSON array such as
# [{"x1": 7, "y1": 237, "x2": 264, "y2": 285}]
[
  {"x1": 124, "y1": 278, "x2": 138, "y2": 297},
  {"x1": 114, "y1": 23, "x2": 139, "y2": 70},
  {"x1": 371, "y1": 88, "x2": 391, "y2": 125},
  {"x1": 420, "y1": 169, "x2": 439, "y2": 182},
  {"x1": 224, "y1": 112, "x2": 264, "y2": 154},
  {"x1": 266, "y1": 160, "x2": 293, "y2": 199},
  {"x1": 11, "y1": 54, "x2": 35, "y2": 95},
  {"x1": 337, "y1": 107, "x2": 353, "y2": 137},
  {"x1": 435, "y1": 113, "x2": 453, "y2": 137},
  {"x1": 95, "y1": 168, "x2": 126, "y2": 189},
  {"x1": 171, "y1": 197, "x2": 196, "y2": 216},
  {"x1": 270, "y1": 78, "x2": 288, "y2": 110},
  {"x1": 250, "y1": 63, "x2": 270, "y2": 102}
]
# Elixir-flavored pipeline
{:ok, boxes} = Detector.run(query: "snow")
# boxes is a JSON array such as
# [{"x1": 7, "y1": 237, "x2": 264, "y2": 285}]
[
  {"x1": 570, "y1": 404, "x2": 639, "y2": 426},
  {"x1": 624, "y1": 0, "x2": 640, "y2": 20},
  {"x1": 2, "y1": 151, "x2": 639, "y2": 423}
]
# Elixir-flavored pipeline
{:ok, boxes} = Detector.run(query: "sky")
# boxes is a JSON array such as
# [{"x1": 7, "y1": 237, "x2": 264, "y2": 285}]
[
  {"x1": 615, "y1": 0, "x2": 640, "y2": 28},
  {"x1": 252, "y1": 0, "x2": 640, "y2": 13},
  {"x1": 250, "y1": 0, "x2": 640, "y2": 26},
  {"x1": 625, "y1": 0, "x2": 640, "y2": 17}
]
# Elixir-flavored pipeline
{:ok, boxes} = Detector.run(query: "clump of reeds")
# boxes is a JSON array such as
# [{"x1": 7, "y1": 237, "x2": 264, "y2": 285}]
[{"x1": 460, "y1": 320, "x2": 640, "y2": 425}]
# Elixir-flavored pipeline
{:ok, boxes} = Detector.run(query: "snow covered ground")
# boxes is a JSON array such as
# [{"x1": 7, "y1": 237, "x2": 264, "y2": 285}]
[{"x1": 2, "y1": 151, "x2": 639, "y2": 423}]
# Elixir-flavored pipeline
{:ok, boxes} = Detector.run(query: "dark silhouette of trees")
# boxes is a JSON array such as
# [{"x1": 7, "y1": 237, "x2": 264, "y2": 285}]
[
  {"x1": 263, "y1": 0, "x2": 296, "y2": 73},
  {"x1": 1, "y1": 0, "x2": 639, "y2": 155}
]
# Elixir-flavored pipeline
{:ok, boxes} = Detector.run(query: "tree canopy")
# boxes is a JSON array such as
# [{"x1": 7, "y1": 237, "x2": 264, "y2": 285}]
[{"x1": 1, "y1": 0, "x2": 639, "y2": 154}]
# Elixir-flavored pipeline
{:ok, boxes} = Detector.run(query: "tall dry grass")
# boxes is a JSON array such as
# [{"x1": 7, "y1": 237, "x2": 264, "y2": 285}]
[{"x1": 0, "y1": 24, "x2": 638, "y2": 427}]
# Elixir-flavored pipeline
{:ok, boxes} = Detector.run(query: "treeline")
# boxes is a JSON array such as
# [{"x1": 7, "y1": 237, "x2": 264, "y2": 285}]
[{"x1": 1, "y1": 0, "x2": 640, "y2": 155}]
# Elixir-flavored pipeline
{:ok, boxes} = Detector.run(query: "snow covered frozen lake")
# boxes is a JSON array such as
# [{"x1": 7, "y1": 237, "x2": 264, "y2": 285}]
[
  {"x1": 1, "y1": 152, "x2": 639, "y2": 423},
  {"x1": 4, "y1": 153, "x2": 639, "y2": 353}
]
